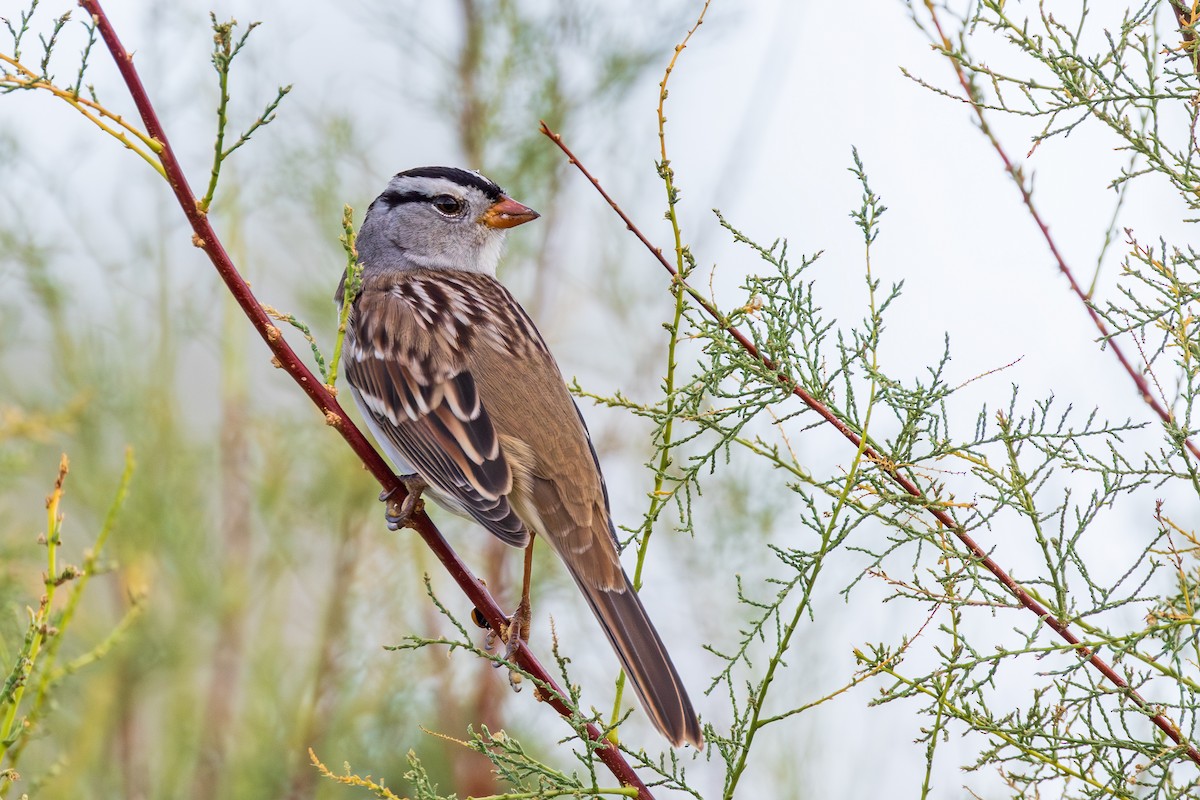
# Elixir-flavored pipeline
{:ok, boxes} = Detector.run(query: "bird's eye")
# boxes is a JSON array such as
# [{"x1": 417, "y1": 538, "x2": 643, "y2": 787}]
[{"x1": 431, "y1": 194, "x2": 464, "y2": 216}]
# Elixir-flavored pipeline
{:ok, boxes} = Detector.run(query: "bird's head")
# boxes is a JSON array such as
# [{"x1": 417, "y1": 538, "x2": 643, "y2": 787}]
[{"x1": 356, "y1": 166, "x2": 539, "y2": 275}]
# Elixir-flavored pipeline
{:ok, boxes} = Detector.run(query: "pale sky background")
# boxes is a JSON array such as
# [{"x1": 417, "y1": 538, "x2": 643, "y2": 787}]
[{"x1": 2, "y1": 1, "x2": 1193, "y2": 798}]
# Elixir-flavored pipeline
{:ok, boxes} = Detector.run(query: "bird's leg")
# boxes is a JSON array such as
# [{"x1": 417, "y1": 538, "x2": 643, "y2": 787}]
[
  {"x1": 502, "y1": 533, "x2": 536, "y2": 663},
  {"x1": 381, "y1": 476, "x2": 427, "y2": 531}
]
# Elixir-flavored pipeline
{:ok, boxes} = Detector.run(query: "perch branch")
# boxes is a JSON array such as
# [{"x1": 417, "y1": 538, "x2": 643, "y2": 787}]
[
  {"x1": 76, "y1": 2, "x2": 655, "y2": 795},
  {"x1": 539, "y1": 120, "x2": 1200, "y2": 768}
]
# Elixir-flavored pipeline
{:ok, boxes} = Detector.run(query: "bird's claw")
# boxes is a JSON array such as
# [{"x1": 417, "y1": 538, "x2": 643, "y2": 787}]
[
  {"x1": 383, "y1": 477, "x2": 427, "y2": 530},
  {"x1": 499, "y1": 603, "x2": 530, "y2": 692},
  {"x1": 470, "y1": 580, "x2": 533, "y2": 694},
  {"x1": 501, "y1": 595, "x2": 532, "y2": 662}
]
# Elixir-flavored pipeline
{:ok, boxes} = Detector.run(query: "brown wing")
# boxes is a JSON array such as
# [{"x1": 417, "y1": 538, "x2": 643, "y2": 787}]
[
  {"x1": 344, "y1": 272, "x2": 528, "y2": 545},
  {"x1": 348, "y1": 268, "x2": 704, "y2": 748},
  {"x1": 470, "y1": 331, "x2": 703, "y2": 747},
  {"x1": 469, "y1": 338, "x2": 624, "y2": 591}
]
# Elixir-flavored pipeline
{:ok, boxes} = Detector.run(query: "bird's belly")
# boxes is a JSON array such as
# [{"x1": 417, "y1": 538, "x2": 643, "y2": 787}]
[{"x1": 415, "y1": 481, "x2": 474, "y2": 520}]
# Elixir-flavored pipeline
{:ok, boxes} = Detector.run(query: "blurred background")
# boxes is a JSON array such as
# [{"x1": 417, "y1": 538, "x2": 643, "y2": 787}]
[{"x1": 1, "y1": 1, "x2": 1195, "y2": 798}]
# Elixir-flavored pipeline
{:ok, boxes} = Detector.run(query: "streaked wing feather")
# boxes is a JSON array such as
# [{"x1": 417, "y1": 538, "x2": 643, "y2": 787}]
[
  {"x1": 467, "y1": 335, "x2": 624, "y2": 591},
  {"x1": 345, "y1": 277, "x2": 528, "y2": 545},
  {"x1": 343, "y1": 267, "x2": 703, "y2": 747}
]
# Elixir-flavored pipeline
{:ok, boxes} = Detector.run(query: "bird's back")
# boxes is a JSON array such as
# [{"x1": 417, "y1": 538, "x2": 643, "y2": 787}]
[{"x1": 456, "y1": 273, "x2": 625, "y2": 592}]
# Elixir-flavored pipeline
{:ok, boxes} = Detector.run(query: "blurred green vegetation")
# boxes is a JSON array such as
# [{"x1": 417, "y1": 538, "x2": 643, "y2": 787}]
[
  {"x1": 10, "y1": 3, "x2": 1200, "y2": 800},
  {"x1": 0, "y1": 2, "x2": 694, "y2": 798}
]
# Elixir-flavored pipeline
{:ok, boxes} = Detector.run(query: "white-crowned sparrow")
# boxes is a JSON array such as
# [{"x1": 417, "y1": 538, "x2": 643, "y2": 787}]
[{"x1": 336, "y1": 166, "x2": 703, "y2": 749}]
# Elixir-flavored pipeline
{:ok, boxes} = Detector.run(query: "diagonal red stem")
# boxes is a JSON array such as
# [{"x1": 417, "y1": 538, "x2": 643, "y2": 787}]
[
  {"x1": 924, "y1": 6, "x2": 1200, "y2": 465},
  {"x1": 76, "y1": 2, "x2": 655, "y2": 795},
  {"x1": 539, "y1": 121, "x2": 1200, "y2": 767}
]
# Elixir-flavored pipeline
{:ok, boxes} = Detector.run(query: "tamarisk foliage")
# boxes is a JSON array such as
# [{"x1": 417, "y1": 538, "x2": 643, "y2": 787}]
[{"x1": 5, "y1": 2, "x2": 1200, "y2": 799}]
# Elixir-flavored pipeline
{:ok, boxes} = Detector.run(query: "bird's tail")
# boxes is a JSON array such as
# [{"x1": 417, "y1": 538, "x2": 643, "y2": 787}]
[{"x1": 573, "y1": 568, "x2": 704, "y2": 749}]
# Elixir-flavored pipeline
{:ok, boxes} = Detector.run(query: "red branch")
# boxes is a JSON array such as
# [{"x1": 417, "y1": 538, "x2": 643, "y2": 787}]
[
  {"x1": 539, "y1": 122, "x2": 1200, "y2": 767},
  {"x1": 1171, "y1": 1, "x2": 1199, "y2": 75},
  {"x1": 76, "y1": 2, "x2": 655, "y2": 796},
  {"x1": 925, "y1": 8, "x2": 1200, "y2": 464}
]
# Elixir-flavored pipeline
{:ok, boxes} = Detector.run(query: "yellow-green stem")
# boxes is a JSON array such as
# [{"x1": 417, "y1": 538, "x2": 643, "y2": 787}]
[
  {"x1": 0, "y1": 455, "x2": 69, "y2": 768},
  {"x1": 607, "y1": 0, "x2": 711, "y2": 739},
  {"x1": 199, "y1": 44, "x2": 231, "y2": 213},
  {"x1": 723, "y1": 200, "x2": 882, "y2": 800},
  {"x1": 0, "y1": 53, "x2": 165, "y2": 178},
  {"x1": 4, "y1": 450, "x2": 136, "y2": 776},
  {"x1": 328, "y1": 205, "x2": 361, "y2": 392}
]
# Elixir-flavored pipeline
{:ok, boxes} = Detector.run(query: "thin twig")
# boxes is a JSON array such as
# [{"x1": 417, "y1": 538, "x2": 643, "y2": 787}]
[
  {"x1": 0, "y1": 51, "x2": 165, "y2": 177},
  {"x1": 921, "y1": 2, "x2": 1200, "y2": 464},
  {"x1": 75, "y1": 2, "x2": 656, "y2": 795},
  {"x1": 611, "y1": 0, "x2": 711, "y2": 741},
  {"x1": 539, "y1": 121, "x2": 1200, "y2": 768}
]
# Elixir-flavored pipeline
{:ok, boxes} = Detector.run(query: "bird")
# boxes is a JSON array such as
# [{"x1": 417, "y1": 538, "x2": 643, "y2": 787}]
[{"x1": 335, "y1": 165, "x2": 703, "y2": 749}]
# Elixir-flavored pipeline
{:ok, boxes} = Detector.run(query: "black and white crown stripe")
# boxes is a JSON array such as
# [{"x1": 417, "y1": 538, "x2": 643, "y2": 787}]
[{"x1": 372, "y1": 166, "x2": 504, "y2": 211}]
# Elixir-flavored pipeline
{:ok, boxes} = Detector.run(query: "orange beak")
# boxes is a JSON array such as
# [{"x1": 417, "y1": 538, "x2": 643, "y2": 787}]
[{"x1": 480, "y1": 195, "x2": 540, "y2": 229}]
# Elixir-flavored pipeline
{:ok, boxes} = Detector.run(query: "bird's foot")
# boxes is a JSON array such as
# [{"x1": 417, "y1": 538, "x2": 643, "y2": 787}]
[
  {"x1": 496, "y1": 595, "x2": 532, "y2": 692},
  {"x1": 501, "y1": 595, "x2": 531, "y2": 657},
  {"x1": 382, "y1": 477, "x2": 427, "y2": 531}
]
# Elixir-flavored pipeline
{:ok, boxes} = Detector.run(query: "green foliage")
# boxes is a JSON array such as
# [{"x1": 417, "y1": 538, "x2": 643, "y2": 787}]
[
  {"x1": 7, "y1": 1, "x2": 1200, "y2": 799},
  {"x1": 585, "y1": 2, "x2": 1200, "y2": 796},
  {"x1": 200, "y1": 14, "x2": 291, "y2": 213},
  {"x1": 0, "y1": 2, "x2": 693, "y2": 798},
  {"x1": 329, "y1": 204, "x2": 364, "y2": 390},
  {"x1": 0, "y1": 453, "x2": 138, "y2": 797}
]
